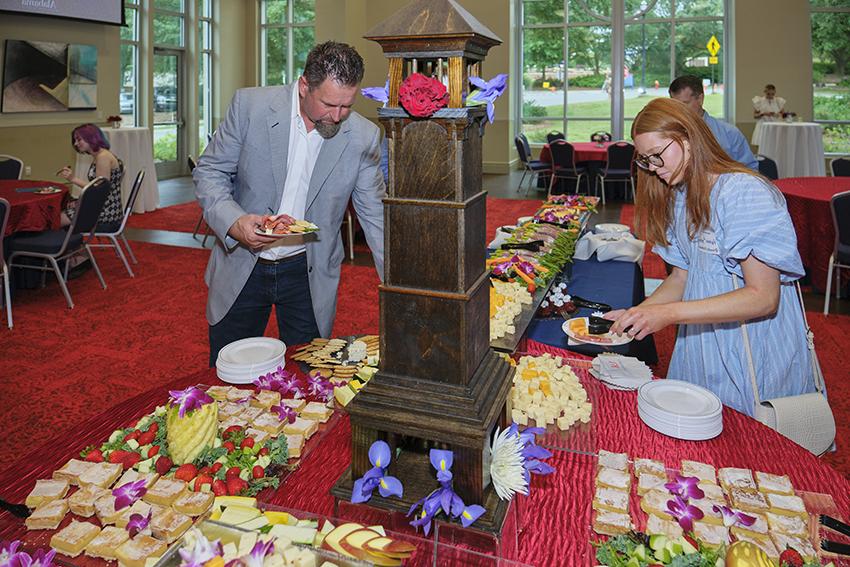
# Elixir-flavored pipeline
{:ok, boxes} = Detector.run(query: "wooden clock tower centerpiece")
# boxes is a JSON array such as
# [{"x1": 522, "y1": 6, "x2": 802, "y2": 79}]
[{"x1": 332, "y1": 0, "x2": 514, "y2": 531}]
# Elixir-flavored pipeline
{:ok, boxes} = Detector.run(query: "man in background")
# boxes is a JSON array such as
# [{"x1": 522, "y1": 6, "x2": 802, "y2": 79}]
[{"x1": 669, "y1": 75, "x2": 758, "y2": 170}]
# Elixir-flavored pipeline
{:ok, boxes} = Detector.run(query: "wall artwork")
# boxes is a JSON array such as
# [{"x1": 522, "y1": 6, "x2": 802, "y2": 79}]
[{"x1": 1, "y1": 39, "x2": 98, "y2": 113}]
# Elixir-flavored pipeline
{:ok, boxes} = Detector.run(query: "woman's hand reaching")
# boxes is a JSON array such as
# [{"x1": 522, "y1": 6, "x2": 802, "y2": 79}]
[{"x1": 603, "y1": 304, "x2": 675, "y2": 341}]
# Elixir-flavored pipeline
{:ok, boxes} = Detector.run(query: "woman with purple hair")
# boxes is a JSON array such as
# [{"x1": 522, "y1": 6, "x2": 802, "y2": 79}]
[{"x1": 58, "y1": 123, "x2": 124, "y2": 229}]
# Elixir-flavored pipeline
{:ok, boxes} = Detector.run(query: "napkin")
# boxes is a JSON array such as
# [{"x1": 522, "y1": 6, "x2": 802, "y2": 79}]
[
  {"x1": 487, "y1": 226, "x2": 515, "y2": 250},
  {"x1": 590, "y1": 354, "x2": 653, "y2": 390},
  {"x1": 573, "y1": 231, "x2": 646, "y2": 263}
]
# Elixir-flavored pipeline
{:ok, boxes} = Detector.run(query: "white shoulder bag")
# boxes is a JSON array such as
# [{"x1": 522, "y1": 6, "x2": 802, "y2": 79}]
[{"x1": 734, "y1": 275, "x2": 835, "y2": 456}]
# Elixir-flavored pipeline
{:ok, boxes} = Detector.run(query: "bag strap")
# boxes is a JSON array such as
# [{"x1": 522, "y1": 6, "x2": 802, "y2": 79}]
[{"x1": 732, "y1": 274, "x2": 826, "y2": 406}]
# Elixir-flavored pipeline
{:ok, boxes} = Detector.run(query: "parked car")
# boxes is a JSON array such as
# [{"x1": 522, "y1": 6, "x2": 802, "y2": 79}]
[
  {"x1": 119, "y1": 91, "x2": 134, "y2": 114},
  {"x1": 154, "y1": 86, "x2": 177, "y2": 112}
]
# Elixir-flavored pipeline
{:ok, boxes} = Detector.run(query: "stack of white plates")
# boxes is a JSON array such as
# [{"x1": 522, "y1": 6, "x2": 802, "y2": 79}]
[
  {"x1": 593, "y1": 223, "x2": 631, "y2": 235},
  {"x1": 637, "y1": 380, "x2": 723, "y2": 441},
  {"x1": 216, "y1": 337, "x2": 287, "y2": 384}
]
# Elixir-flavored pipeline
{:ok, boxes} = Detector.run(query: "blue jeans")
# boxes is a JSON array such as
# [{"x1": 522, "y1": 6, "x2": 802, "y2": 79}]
[{"x1": 208, "y1": 253, "x2": 320, "y2": 367}]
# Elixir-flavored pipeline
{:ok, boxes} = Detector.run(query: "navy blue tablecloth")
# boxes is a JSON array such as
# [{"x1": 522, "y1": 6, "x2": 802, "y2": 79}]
[{"x1": 526, "y1": 254, "x2": 658, "y2": 364}]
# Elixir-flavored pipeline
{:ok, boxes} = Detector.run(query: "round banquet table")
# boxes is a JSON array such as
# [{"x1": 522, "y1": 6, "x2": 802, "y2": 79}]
[
  {"x1": 538, "y1": 141, "x2": 612, "y2": 165},
  {"x1": 73, "y1": 126, "x2": 160, "y2": 213},
  {"x1": 776, "y1": 176, "x2": 850, "y2": 293},
  {"x1": 1, "y1": 347, "x2": 849, "y2": 566},
  {"x1": 757, "y1": 122, "x2": 826, "y2": 178},
  {"x1": 0, "y1": 179, "x2": 68, "y2": 236}
]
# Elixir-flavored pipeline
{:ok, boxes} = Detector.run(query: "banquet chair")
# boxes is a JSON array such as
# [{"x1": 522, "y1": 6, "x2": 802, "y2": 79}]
[
  {"x1": 341, "y1": 200, "x2": 355, "y2": 261},
  {"x1": 515, "y1": 134, "x2": 551, "y2": 193},
  {"x1": 595, "y1": 142, "x2": 636, "y2": 205},
  {"x1": 189, "y1": 156, "x2": 213, "y2": 247},
  {"x1": 546, "y1": 131, "x2": 565, "y2": 144},
  {"x1": 548, "y1": 140, "x2": 588, "y2": 199},
  {"x1": 89, "y1": 170, "x2": 144, "y2": 277},
  {"x1": 824, "y1": 190, "x2": 850, "y2": 315},
  {"x1": 590, "y1": 131, "x2": 613, "y2": 143},
  {"x1": 0, "y1": 155, "x2": 24, "y2": 180},
  {"x1": 830, "y1": 157, "x2": 850, "y2": 177},
  {"x1": 0, "y1": 198, "x2": 12, "y2": 328},
  {"x1": 755, "y1": 154, "x2": 779, "y2": 180},
  {"x1": 8, "y1": 177, "x2": 110, "y2": 310}
]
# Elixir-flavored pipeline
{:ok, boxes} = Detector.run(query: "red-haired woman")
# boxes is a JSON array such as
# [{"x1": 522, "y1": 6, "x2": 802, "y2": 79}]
[
  {"x1": 604, "y1": 97, "x2": 816, "y2": 417},
  {"x1": 59, "y1": 123, "x2": 124, "y2": 229}
]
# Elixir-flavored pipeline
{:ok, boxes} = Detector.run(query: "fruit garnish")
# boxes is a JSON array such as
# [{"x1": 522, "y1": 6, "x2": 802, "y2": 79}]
[{"x1": 779, "y1": 546, "x2": 804, "y2": 567}]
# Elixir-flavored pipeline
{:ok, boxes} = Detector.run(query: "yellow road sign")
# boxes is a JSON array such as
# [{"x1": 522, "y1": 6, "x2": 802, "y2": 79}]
[
  {"x1": 707, "y1": 35, "x2": 721, "y2": 57},
  {"x1": 709, "y1": 56, "x2": 718, "y2": 65}
]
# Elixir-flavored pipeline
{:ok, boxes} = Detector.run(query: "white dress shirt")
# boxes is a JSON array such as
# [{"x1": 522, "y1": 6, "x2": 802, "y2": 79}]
[{"x1": 260, "y1": 90, "x2": 324, "y2": 260}]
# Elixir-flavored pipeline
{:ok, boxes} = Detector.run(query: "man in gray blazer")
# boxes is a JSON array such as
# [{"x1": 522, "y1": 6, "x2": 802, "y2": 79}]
[{"x1": 194, "y1": 42, "x2": 385, "y2": 366}]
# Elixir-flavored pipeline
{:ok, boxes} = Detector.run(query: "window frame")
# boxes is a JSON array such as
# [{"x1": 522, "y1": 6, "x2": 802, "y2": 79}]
[
  {"x1": 199, "y1": 0, "x2": 214, "y2": 149},
  {"x1": 120, "y1": 1, "x2": 141, "y2": 126},
  {"x1": 259, "y1": 0, "x2": 315, "y2": 86},
  {"x1": 810, "y1": 2, "x2": 850, "y2": 156}
]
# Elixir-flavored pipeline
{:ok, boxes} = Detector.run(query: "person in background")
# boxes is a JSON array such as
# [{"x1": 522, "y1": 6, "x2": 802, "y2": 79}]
[
  {"x1": 751, "y1": 83, "x2": 786, "y2": 146},
  {"x1": 58, "y1": 123, "x2": 124, "y2": 230},
  {"x1": 194, "y1": 41, "x2": 385, "y2": 366},
  {"x1": 603, "y1": 97, "x2": 817, "y2": 418},
  {"x1": 668, "y1": 75, "x2": 758, "y2": 170}
]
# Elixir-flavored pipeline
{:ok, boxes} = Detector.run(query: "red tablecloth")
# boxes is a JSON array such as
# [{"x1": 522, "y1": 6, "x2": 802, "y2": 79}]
[
  {"x1": 776, "y1": 176, "x2": 850, "y2": 292},
  {"x1": 1, "y1": 346, "x2": 848, "y2": 566},
  {"x1": 0, "y1": 180, "x2": 68, "y2": 236},
  {"x1": 539, "y1": 141, "x2": 612, "y2": 165}
]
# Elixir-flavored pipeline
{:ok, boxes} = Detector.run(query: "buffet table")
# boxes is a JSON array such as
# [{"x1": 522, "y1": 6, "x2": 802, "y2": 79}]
[
  {"x1": 3, "y1": 346, "x2": 847, "y2": 566},
  {"x1": 757, "y1": 122, "x2": 826, "y2": 178},
  {"x1": 73, "y1": 126, "x2": 159, "y2": 213},
  {"x1": 0, "y1": 180, "x2": 68, "y2": 236},
  {"x1": 776, "y1": 176, "x2": 850, "y2": 292}
]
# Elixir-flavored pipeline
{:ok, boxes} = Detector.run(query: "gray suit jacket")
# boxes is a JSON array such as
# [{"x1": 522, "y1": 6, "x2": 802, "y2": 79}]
[{"x1": 194, "y1": 84, "x2": 385, "y2": 336}]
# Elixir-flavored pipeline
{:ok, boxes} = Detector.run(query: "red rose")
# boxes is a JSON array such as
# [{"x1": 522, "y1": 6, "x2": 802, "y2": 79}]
[{"x1": 399, "y1": 73, "x2": 449, "y2": 118}]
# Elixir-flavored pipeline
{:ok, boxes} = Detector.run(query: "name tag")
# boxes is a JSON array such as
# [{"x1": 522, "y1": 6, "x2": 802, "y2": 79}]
[{"x1": 697, "y1": 229, "x2": 720, "y2": 255}]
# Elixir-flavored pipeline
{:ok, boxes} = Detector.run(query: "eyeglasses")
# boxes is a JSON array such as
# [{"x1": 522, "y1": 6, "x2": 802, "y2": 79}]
[{"x1": 634, "y1": 140, "x2": 675, "y2": 170}]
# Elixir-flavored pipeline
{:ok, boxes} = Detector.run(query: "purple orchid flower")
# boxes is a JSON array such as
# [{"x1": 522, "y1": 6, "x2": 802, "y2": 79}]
[
  {"x1": 351, "y1": 441, "x2": 403, "y2": 504},
  {"x1": 241, "y1": 539, "x2": 275, "y2": 567},
  {"x1": 712, "y1": 504, "x2": 756, "y2": 528},
  {"x1": 270, "y1": 403, "x2": 297, "y2": 424},
  {"x1": 4, "y1": 547, "x2": 56, "y2": 567},
  {"x1": 30, "y1": 549, "x2": 55, "y2": 567},
  {"x1": 461, "y1": 504, "x2": 486, "y2": 528},
  {"x1": 253, "y1": 372, "x2": 280, "y2": 391},
  {"x1": 177, "y1": 532, "x2": 223, "y2": 567},
  {"x1": 466, "y1": 74, "x2": 507, "y2": 123},
  {"x1": 516, "y1": 261, "x2": 536, "y2": 275},
  {"x1": 492, "y1": 259, "x2": 513, "y2": 276},
  {"x1": 127, "y1": 509, "x2": 152, "y2": 537},
  {"x1": 0, "y1": 541, "x2": 22, "y2": 564},
  {"x1": 112, "y1": 479, "x2": 147, "y2": 511},
  {"x1": 361, "y1": 80, "x2": 389, "y2": 105},
  {"x1": 664, "y1": 474, "x2": 705, "y2": 501},
  {"x1": 307, "y1": 374, "x2": 333, "y2": 401},
  {"x1": 169, "y1": 386, "x2": 214, "y2": 418},
  {"x1": 666, "y1": 495, "x2": 704, "y2": 533}
]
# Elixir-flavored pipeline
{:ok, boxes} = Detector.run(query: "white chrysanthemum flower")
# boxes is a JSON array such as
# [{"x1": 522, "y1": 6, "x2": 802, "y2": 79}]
[{"x1": 489, "y1": 426, "x2": 528, "y2": 501}]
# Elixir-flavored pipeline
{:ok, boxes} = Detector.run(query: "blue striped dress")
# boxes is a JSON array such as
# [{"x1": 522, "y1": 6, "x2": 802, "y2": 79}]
[{"x1": 653, "y1": 173, "x2": 817, "y2": 417}]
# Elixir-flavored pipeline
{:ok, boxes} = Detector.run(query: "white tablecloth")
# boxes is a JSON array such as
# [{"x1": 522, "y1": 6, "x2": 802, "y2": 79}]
[
  {"x1": 74, "y1": 126, "x2": 159, "y2": 213},
  {"x1": 756, "y1": 122, "x2": 825, "y2": 178}
]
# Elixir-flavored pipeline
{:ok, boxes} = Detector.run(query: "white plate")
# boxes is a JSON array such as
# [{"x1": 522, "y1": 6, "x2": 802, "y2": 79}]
[
  {"x1": 594, "y1": 223, "x2": 630, "y2": 234},
  {"x1": 35, "y1": 187, "x2": 62, "y2": 194},
  {"x1": 639, "y1": 408, "x2": 723, "y2": 441},
  {"x1": 638, "y1": 380, "x2": 722, "y2": 417},
  {"x1": 215, "y1": 368, "x2": 260, "y2": 385},
  {"x1": 562, "y1": 317, "x2": 633, "y2": 347},
  {"x1": 218, "y1": 337, "x2": 286, "y2": 366},
  {"x1": 253, "y1": 227, "x2": 318, "y2": 238},
  {"x1": 216, "y1": 352, "x2": 285, "y2": 372}
]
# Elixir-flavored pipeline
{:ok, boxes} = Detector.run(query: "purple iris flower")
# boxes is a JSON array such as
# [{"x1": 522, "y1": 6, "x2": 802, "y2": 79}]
[
  {"x1": 361, "y1": 80, "x2": 389, "y2": 105},
  {"x1": 408, "y1": 490, "x2": 443, "y2": 535},
  {"x1": 351, "y1": 441, "x2": 403, "y2": 504},
  {"x1": 712, "y1": 504, "x2": 756, "y2": 528},
  {"x1": 168, "y1": 386, "x2": 214, "y2": 418},
  {"x1": 664, "y1": 474, "x2": 705, "y2": 501},
  {"x1": 508, "y1": 423, "x2": 555, "y2": 481},
  {"x1": 112, "y1": 479, "x2": 147, "y2": 511},
  {"x1": 666, "y1": 495, "x2": 704, "y2": 533},
  {"x1": 431, "y1": 449, "x2": 454, "y2": 484},
  {"x1": 270, "y1": 403, "x2": 297, "y2": 424},
  {"x1": 461, "y1": 504, "x2": 486, "y2": 528},
  {"x1": 127, "y1": 509, "x2": 152, "y2": 537},
  {"x1": 467, "y1": 74, "x2": 507, "y2": 124}
]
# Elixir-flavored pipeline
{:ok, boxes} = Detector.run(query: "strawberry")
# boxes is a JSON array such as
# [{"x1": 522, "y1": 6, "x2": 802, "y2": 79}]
[
  {"x1": 211, "y1": 479, "x2": 228, "y2": 496},
  {"x1": 240, "y1": 437, "x2": 255, "y2": 450},
  {"x1": 198, "y1": 466, "x2": 213, "y2": 476},
  {"x1": 226, "y1": 477, "x2": 247, "y2": 496},
  {"x1": 137, "y1": 431, "x2": 156, "y2": 446},
  {"x1": 779, "y1": 546, "x2": 804, "y2": 567},
  {"x1": 211, "y1": 462, "x2": 223, "y2": 474},
  {"x1": 147, "y1": 422, "x2": 159, "y2": 434},
  {"x1": 155, "y1": 456, "x2": 174, "y2": 475},
  {"x1": 252, "y1": 465, "x2": 264, "y2": 479},
  {"x1": 122, "y1": 452, "x2": 141, "y2": 470},
  {"x1": 194, "y1": 474, "x2": 214, "y2": 491},
  {"x1": 85, "y1": 449, "x2": 104, "y2": 463},
  {"x1": 109, "y1": 450, "x2": 130, "y2": 464},
  {"x1": 225, "y1": 466, "x2": 242, "y2": 480},
  {"x1": 147, "y1": 445, "x2": 160, "y2": 458},
  {"x1": 123, "y1": 430, "x2": 140, "y2": 442},
  {"x1": 222, "y1": 441, "x2": 236, "y2": 453},
  {"x1": 258, "y1": 447, "x2": 269, "y2": 456},
  {"x1": 223, "y1": 425, "x2": 242, "y2": 439},
  {"x1": 174, "y1": 464, "x2": 198, "y2": 482}
]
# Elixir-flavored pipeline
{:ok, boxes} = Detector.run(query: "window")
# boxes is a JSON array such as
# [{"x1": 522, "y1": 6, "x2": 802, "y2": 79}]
[
  {"x1": 199, "y1": 0, "x2": 214, "y2": 151},
  {"x1": 154, "y1": 0, "x2": 185, "y2": 48},
  {"x1": 120, "y1": 1, "x2": 140, "y2": 126},
  {"x1": 519, "y1": 0, "x2": 727, "y2": 143},
  {"x1": 811, "y1": 0, "x2": 850, "y2": 155},
  {"x1": 260, "y1": 0, "x2": 315, "y2": 86}
]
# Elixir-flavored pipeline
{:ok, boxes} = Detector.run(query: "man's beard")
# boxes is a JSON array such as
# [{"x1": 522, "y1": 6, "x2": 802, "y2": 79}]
[{"x1": 314, "y1": 119, "x2": 341, "y2": 139}]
